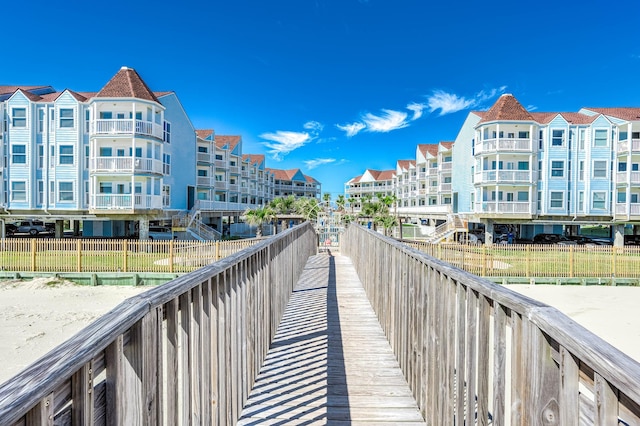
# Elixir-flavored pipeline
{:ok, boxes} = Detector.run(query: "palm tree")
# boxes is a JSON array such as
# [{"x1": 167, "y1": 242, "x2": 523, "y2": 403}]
[
  {"x1": 376, "y1": 213, "x2": 398, "y2": 237},
  {"x1": 336, "y1": 195, "x2": 346, "y2": 212},
  {"x1": 322, "y1": 192, "x2": 331, "y2": 210},
  {"x1": 295, "y1": 197, "x2": 321, "y2": 221},
  {"x1": 243, "y1": 206, "x2": 275, "y2": 238},
  {"x1": 269, "y1": 195, "x2": 297, "y2": 231}
]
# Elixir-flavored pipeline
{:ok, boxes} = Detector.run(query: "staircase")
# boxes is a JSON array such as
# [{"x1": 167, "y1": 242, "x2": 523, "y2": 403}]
[
  {"x1": 173, "y1": 202, "x2": 222, "y2": 241},
  {"x1": 424, "y1": 214, "x2": 468, "y2": 244}
]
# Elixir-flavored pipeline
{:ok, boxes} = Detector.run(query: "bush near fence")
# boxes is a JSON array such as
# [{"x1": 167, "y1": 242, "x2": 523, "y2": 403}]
[{"x1": 0, "y1": 238, "x2": 260, "y2": 274}]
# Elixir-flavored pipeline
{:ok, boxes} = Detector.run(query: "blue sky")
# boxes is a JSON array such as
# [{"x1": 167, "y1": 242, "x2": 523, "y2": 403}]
[{"x1": 3, "y1": 0, "x2": 640, "y2": 198}]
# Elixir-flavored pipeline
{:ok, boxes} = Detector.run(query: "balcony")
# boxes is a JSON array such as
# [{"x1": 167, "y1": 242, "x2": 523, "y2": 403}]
[
  {"x1": 214, "y1": 180, "x2": 228, "y2": 190},
  {"x1": 197, "y1": 201, "x2": 253, "y2": 212},
  {"x1": 617, "y1": 139, "x2": 640, "y2": 154},
  {"x1": 197, "y1": 152, "x2": 212, "y2": 163},
  {"x1": 215, "y1": 160, "x2": 227, "y2": 169},
  {"x1": 197, "y1": 176, "x2": 214, "y2": 187},
  {"x1": 615, "y1": 203, "x2": 640, "y2": 216},
  {"x1": 439, "y1": 183, "x2": 452, "y2": 192},
  {"x1": 90, "y1": 119, "x2": 164, "y2": 140},
  {"x1": 427, "y1": 168, "x2": 438, "y2": 176},
  {"x1": 229, "y1": 166, "x2": 239, "y2": 174},
  {"x1": 441, "y1": 162, "x2": 452, "y2": 171},
  {"x1": 90, "y1": 157, "x2": 164, "y2": 174},
  {"x1": 480, "y1": 201, "x2": 530, "y2": 214},
  {"x1": 475, "y1": 170, "x2": 533, "y2": 184},
  {"x1": 475, "y1": 138, "x2": 533, "y2": 154},
  {"x1": 616, "y1": 172, "x2": 640, "y2": 185},
  {"x1": 90, "y1": 194, "x2": 162, "y2": 212}
]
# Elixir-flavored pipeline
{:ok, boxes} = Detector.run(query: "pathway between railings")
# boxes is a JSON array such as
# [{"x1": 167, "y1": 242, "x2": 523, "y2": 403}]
[{"x1": 238, "y1": 252, "x2": 426, "y2": 425}]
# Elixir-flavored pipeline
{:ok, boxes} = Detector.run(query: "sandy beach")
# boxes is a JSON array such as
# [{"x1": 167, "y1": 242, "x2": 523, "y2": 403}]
[{"x1": 1, "y1": 278, "x2": 639, "y2": 386}]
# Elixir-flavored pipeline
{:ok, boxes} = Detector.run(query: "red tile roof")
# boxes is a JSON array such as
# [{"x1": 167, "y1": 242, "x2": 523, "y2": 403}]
[
  {"x1": 215, "y1": 135, "x2": 241, "y2": 150},
  {"x1": 583, "y1": 108, "x2": 640, "y2": 121},
  {"x1": 17, "y1": 89, "x2": 43, "y2": 102},
  {"x1": 196, "y1": 129, "x2": 214, "y2": 140},
  {"x1": 96, "y1": 67, "x2": 160, "y2": 103},
  {"x1": 304, "y1": 174, "x2": 319, "y2": 184},
  {"x1": 478, "y1": 94, "x2": 535, "y2": 123},
  {"x1": 243, "y1": 154, "x2": 265, "y2": 166},
  {"x1": 377, "y1": 169, "x2": 396, "y2": 180},
  {"x1": 0, "y1": 85, "x2": 51, "y2": 96},
  {"x1": 440, "y1": 141, "x2": 454, "y2": 149},
  {"x1": 418, "y1": 144, "x2": 439, "y2": 157},
  {"x1": 397, "y1": 160, "x2": 415, "y2": 171},
  {"x1": 349, "y1": 175, "x2": 363, "y2": 184}
]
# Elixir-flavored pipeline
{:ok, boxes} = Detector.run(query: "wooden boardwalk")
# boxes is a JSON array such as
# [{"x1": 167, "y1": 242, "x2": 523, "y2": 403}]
[{"x1": 238, "y1": 252, "x2": 426, "y2": 425}]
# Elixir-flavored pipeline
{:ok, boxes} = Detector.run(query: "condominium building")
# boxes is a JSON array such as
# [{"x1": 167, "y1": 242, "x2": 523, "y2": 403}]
[
  {"x1": 266, "y1": 168, "x2": 321, "y2": 199},
  {"x1": 344, "y1": 169, "x2": 396, "y2": 210},
  {"x1": 345, "y1": 93, "x2": 640, "y2": 245},
  {"x1": 0, "y1": 67, "x2": 319, "y2": 238}
]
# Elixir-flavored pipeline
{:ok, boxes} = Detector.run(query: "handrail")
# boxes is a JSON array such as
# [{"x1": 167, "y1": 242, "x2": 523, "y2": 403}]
[
  {"x1": 343, "y1": 224, "x2": 640, "y2": 424},
  {"x1": 0, "y1": 223, "x2": 317, "y2": 425}
]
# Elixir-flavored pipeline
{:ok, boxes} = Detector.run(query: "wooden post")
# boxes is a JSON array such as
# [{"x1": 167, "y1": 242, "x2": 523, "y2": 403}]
[
  {"x1": 31, "y1": 239, "x2": 37, "y2": 272},
  {"x1": 169, "y1": 240, "x2": 174, "y2": 273},
  {"x1": 569, "y1": 246, "x2": 574, "y2": 278},
  {"x1": 482, "y1": 245, "x2": 487, "y2": 277},
  {"x1": 123, "y1": 240, "x2": 128, "y2": 273},
  {"x1": 76, "y1": 239, "x2": 82, "y2": 273},
  {"x1": 526, "y1": 245, "x2": 531, "y2": 277},
  {"x1": 72, "y1": 362, "x2": 94, "y2": 426}
]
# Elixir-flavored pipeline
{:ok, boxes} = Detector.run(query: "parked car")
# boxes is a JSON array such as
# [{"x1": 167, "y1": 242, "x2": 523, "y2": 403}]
[
  {"x1": 14, "y1": 220, "x2": 53, "y2": 236},
  {"x1": 148, "y1": 226, "x2": 176, "y2": 240},
  {"x1": 532, "y1": 233, "x2": 563, "y2": 244}
]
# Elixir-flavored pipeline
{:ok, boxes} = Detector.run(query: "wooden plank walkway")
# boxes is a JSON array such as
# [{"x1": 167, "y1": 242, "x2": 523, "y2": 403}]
[{"x1": 238, "y1": 252, "x2": 426, "y2": 425}]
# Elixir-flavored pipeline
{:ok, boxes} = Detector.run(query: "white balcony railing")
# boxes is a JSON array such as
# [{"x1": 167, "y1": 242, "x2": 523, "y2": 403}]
[
  {"x1": 90, "y1": 157, "x2": 164, "y2": 174},
  {"x1": 615, "y1": 203, "x2": 640, "y2": 215},
  {"x1": 441, "y1": 162, "x2": 452, "y2": 170},
  {"x1": 475, "y1": 170, "x2": 533, "y2": 183},
  {"x1": 214, "y1": 160, "x2": 227, "y2": 169},
  {"x1": 197, "y1": 152, "x2": 212, "y2": 163},
  {"x1": 197, "y1": 176, "x2": 214, "y2": 187},
  {"x1": 428, "y1": 168, "x2": 438, "y2": 176},
  {"x1": 616, "y1": 172, "x2": 640, "y2": 185},
  {"x1": 91, "y1": 194, "x2": 162, "y2": 210},
  {"x1": 480, "y1": 201, "x2": 530, "y2": 214},
  {"x1": 439, "y1": 183, "x2": 452, "y2": 192},
  {"x1": 617, "y1": 139, "x2": 640, "y2": 153},
  {"x1": 90, "y1": 119, "x2": 164, "y2": 140},
  {"x1": 475, "y1": 138, "x2": 533, "y2": 154},
  {"x1": 197, "y1": 201, "x2": 256, "y2": 212}
]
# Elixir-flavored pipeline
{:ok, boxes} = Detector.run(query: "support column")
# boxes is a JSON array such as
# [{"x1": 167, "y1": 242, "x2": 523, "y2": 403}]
[
  {"x1": 139, "y1": 218, "x2": 150, "y2": 240},
  {"x1": 613, "y1": 224, "x2": 625, "y2": 248},
  {"x1": 55, "y1": 220, "x2": 64, "y2": 239},
  {"x1": 484, "y1": 220, "x2": 494, "y2": 246}
]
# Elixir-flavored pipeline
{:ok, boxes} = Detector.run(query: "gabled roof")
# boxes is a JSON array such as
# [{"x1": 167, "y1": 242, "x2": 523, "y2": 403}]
[
  {"x1": 215, "y1": 135, "x2": 241, "y2": 151},
  {"x1": 440, "y1": 141, "x2": 454, "y2": 149},
  {"x1": 478, "y1": 94, "x2": 535, "y2": 123},
  {"x1": 196, "y1": 129, "x2": 214, "y2": 140},
  {"x1": 37, "y1": 89, "x2": 89, "y2": 103},
  {"x1": 348, "y1": 175, "x2": 363, "y2": 184},
  {"x1": 397, "y1": 160, "x2": 415, "y2": 171},
  {"x1": 17, "y1": 89, "x2": 43, "y2": 102},
  {"x1": 266, "y1": 168, "x2": 307, "y2": 182},
  {"x1": 304, "y1": 174, "x2": 319, "y2": 184},
  {"x1": 583, "y1": 108, "x2": 640, "y2": 121},
  {"x1": 377, "y1": 169, "x2": 396, "y2": 180},
  {"x1": 530, "y1": 112, "x2": 598, "y2": 125},
  {"x1": 242, "y1": 154, "x2": 265, "y2": 166},
  {"x1": 96, "y1": 66, "x2": 160, "y2": 103},
  {"x1": 418, "y1": 144, "x2": 439, "y2": 157},
  {"x1": 0, "y1": 85, "x2": 53, "y2": 96}
]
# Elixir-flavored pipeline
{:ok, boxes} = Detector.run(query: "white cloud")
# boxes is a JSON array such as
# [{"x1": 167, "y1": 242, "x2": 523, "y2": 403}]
[
  {"x1": 303, "y1": 121, "x2": 324, "y2": 133},
  {"x1": 304, "y1": 158, "x2": 336, "y2": 170},
  {"x1": 526, "y1": 104, "x2": 538, "y2": 111},
  {"x1": 362, "y1": 109, "x2": 409, "y2": 132},
  {"x1": 427, "y1": 86, "x2": 507, "y2": 116},
  {"x1": 407, "y1": 102, "x2": 425, "y2": 121},
  {"x1": 260, "y1": 130, "x2": 312, "y2": 160},
  {"x1": 336, "y1": 122, "x2": 366, "y2": 137}
]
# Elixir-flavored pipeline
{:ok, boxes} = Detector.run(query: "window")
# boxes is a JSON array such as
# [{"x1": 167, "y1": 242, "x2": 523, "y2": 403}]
[
  {"x1": 12, "y1": 145, "x2": 26, "y2": 164},
  {"x1": 198, "y1": 146, "x2": 208, "y2": 153},
  {"x1": 38, "y1": 109, "x2": 44, "y2": 133},
  {"x1": 99, "y1": 111, "x2": 112, "y2": 119},
  {"x1": 162, "y1": 185, "x2": 170, "y2": 207},
  {"x1": 551, "y1": 161, "x2": 564, "y2": 177},
  {"x1": 117, "y1": 149, "x2": 125, "y2": 157},
  {"x1": 215, "y1": 154, "x2": 223, "y2": 161},
  {"x1": 129, "y1": 147, "x2": 142, "y2": 157},
  {"x1": 59, "y1": 145, "x2": 74, "y2": 165},
  {"x1": 12, "y1": 108, "x2": 26, "y2": 127},
  {"x1": 594, "y1": 129, "x2": 607, "y2": 147},
  {"x1": 633, "y1": 194, "x2": 639, "y2": 204},
  {"x1": 197, "y1": 169, "x2": 208, "y2": 177},
  {"x1": 85, "y1": 110, "x2": 90, "y2": 132},
  {"x1": 552, "y1": 130, "x2": 564, "y2": 147},
  {"x1": 59, "y1": 109, "x2": 74, "y2": 128},
  {"x1": 38, "y1": 145, "x2": 44, "y2": 168},
  {"x1": 443, "y1": 176, "x2": 452, "y2": 183},
  {"x1": 518, "y1": 131, "x2": 529, "y2": 139},
  {"x1": 129, "y1": 111, "x2": 143, "y2": 120},
  {"x1": 592, "y1": 192, "x2": 606, "y2": 210},
  {"x1": 163, "y1": 154, "x2": 171, "y2": 175},
  {"x1": 38, "y1": 180, "x2": 44, "y2": 204},
  {"x1": 634, "y1": 164, "x2": 640, "y2": 172},
  {"x1": 164, "y1": 121, "x2": 171, "y2": 143},
  {"x1": 550, "y1": 192, "x2": 563, "y2": 208},
  {"x1": 619, "y1": 162, "x2": 627, "y2": 172},
  {"x1": 58, "y1": 182, "x2": 74, "y2": 201},
  {"x1": 99, "y1": 147, "x2": 112, "y2": 157},
  {"x1": 618, "y1": 192, "x2": 626, "y2": 203},
  {"x1": 593, "y1": 160, "x2": 607, "y2": 178},
  {"x1": 517, "y1": 192, "x2": 529, "y2": 201},
  {"x1": 11, "y1": 181, "x2": 26, "y2": 201},
  {"x1": 99, "y1": 182, "x2": 112, "y2": 194},
  {"x1": 517, "y1": 161, "x2": 529, "y2": 170},
  {"x1": 444, "y1": 156, "x2": 452, "y2": 162},
  {"x1": 578, "y1": 191, "x2": 584, "y2": 211}
]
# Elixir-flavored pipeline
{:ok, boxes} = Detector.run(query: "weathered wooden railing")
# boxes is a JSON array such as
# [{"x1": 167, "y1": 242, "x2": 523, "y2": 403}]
[
  {"x1": 0, "y1": 223, "x2": 317, "y2": 425},
  {"x1": 343, "y1": 224, "x2": 640, "y2": 424}
]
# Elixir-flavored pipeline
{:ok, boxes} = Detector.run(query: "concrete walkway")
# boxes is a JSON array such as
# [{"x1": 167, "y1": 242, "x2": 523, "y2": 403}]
[{"x1": 238, "y1": 253, "x2": 426, "y2": 425}]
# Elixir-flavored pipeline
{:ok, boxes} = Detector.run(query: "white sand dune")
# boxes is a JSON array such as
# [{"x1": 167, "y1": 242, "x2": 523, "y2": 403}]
[{"x1": 1, "y1": 278, "x2": 639, "y2": 386}]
